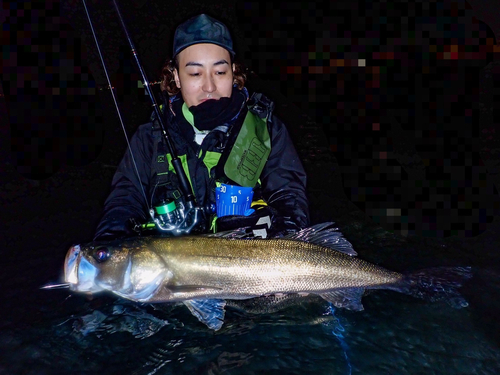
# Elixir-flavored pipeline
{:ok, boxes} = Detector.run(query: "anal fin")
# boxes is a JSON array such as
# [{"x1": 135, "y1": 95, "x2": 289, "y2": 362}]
[{"x1": 320, "y1": 288, "x2": 365, "y2": 311}]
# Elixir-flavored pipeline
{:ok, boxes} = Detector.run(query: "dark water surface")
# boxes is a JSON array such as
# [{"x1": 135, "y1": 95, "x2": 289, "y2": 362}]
[
  {"x1": 2, "y1": 1, "x2": 499, "y2": 371},
  {"x1": 1, "y1": 163, "x2": 499, "y2": 375}
]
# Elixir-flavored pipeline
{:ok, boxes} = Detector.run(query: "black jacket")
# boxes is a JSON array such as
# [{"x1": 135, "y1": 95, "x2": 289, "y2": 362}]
[{"x1": 94, "y1": 92, "x2": 309, "y2": 240}]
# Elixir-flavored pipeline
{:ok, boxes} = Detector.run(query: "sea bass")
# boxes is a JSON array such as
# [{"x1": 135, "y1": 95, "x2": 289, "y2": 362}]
[{"x1": 64, "y1": 223, "x2": 471, "y2": 330}]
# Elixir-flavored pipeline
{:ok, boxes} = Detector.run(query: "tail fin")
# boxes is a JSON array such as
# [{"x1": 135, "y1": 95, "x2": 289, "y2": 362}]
[{"x1": 401, "y1": 266, "x2": 472, "y2": 308}]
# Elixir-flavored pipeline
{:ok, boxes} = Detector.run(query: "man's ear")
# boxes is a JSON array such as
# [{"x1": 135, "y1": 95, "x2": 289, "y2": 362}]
[{"x1": 173, "y1": 69, "x2": 181, "y2": 89}]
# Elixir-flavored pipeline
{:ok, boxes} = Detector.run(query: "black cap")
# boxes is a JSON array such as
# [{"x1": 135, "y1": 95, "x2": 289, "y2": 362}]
[{"x1": 173, "y1": 14, "x2": 235, "y2": 58}]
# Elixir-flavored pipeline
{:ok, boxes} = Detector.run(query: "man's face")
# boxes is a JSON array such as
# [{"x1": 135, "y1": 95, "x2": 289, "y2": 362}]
[{"x1": 173, "y1": 43, "x2": 235, "y2": 108}]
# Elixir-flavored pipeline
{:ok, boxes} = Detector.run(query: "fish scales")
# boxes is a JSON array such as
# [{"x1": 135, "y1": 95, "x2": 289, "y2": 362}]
[{"x1": 144, "y1": 236, "x2": 403, "y2": 298}]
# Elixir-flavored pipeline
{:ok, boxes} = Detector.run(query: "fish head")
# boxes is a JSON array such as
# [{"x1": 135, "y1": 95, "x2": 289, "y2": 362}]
[{"x1": 64, "y1": 239, "x2": 171, "y2": 302}]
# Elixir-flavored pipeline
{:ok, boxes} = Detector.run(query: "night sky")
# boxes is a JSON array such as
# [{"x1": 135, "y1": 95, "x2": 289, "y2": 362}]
[{"x1": 1, "y1": 0, "x2": 499, "y2": 239}]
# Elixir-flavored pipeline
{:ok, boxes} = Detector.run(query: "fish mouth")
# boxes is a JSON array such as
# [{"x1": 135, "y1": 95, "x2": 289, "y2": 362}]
[
  {"x1": 64, "y1": 245, "x2": 100, "y2": 292},
  {"x1": 64, "y1": 245, "x2": 79, "y2": 284}
]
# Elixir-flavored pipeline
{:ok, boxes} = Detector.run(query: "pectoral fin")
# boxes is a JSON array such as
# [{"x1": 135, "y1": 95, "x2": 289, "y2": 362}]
[
  {"x1": 320, "y1": 288, "x2": 365, "y2": 311},
  {"x1": 183, "y1": 299, "x2": 226, "y2": 331},
  {"x1": 168, "y1": 285, "x2": 222, "y2": 293}
]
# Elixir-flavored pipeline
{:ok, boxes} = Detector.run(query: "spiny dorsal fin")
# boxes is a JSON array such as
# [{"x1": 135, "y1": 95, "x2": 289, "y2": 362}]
[
  {"x1": 284, "y1": 223, "x2": 357, "y2": 256},
  {"x1": 206, "y1": 222, "x2": 357, "y2": 256}
]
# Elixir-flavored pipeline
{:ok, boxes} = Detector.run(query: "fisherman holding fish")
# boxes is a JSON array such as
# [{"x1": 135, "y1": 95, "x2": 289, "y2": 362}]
[
  {"x1": 94, "y1": 13, "x2": 309, "y2": 240},
  {"x1": 56, "y1": 8, "x2": 472, "y2": 332}
]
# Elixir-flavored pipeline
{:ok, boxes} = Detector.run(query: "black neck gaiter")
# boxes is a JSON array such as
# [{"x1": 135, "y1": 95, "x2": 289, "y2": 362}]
[{"x1": 188, "y1": 86, "x2": 247, "y2": 131}]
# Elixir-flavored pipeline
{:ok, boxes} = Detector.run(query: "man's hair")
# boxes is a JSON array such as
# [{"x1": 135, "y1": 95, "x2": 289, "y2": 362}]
[{"x1": 160, "y1": 55, "x2": 247, "y2": 96}]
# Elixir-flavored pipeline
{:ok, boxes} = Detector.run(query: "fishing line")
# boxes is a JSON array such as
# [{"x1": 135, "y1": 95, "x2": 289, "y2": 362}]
[
  {"x1": 326, "y1": 303, "x2": 352, "y2": 375},
  {"x1": 81, "y1": 0, "x2": 150, "y2": 211}
]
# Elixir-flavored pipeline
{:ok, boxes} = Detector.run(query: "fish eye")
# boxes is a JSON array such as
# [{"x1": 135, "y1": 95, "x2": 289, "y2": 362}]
[{"x1": 93, "y1": 247, "x2": 109, "y2": 263}]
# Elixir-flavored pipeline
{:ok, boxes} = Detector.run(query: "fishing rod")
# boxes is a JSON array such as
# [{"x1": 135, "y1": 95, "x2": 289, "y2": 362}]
[
  {"x1": 110, "y1": 0, "x2": 196, "y2": 206},
  {"x1": 82, "y1": 0, "x2": 203, "y2": 235}
]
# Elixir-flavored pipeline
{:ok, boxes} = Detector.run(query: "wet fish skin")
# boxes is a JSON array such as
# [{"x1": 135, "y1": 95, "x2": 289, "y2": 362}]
[
  {"x1": 65, "y1": 234, "x2": 400, "y2": 302},
  {"x1": 64, "y1": 223, "x2": 472, "y2": 330}
]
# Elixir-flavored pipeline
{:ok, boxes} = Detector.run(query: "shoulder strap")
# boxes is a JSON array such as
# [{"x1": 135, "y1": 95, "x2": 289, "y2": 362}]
[
  {"x1": 151, "y1": 125, "x2": 171, "y2": 184},
  {"x1": 247, "y1": 92, "x2": 274, "y2": 124}
]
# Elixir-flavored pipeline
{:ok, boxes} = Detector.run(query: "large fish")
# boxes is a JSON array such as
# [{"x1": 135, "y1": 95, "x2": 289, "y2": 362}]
[{"x1": 64, "y1": 223, "x2": 472, "y2": 330}]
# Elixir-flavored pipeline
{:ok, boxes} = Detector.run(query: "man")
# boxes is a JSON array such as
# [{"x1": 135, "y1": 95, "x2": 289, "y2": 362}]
[{"x1": 94, "y1": 14, "x2": 308, "y2": 240}]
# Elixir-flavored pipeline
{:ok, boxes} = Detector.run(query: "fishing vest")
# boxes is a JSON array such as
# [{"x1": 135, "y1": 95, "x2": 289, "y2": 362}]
[{"x1": 150, "y1": 92, "x2": 273, "y2": 208}]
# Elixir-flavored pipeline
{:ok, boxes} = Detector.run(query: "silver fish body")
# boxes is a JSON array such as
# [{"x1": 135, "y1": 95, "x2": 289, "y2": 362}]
[{"x1": 64, "y1": 224, "x2": 471, "y2": 330}]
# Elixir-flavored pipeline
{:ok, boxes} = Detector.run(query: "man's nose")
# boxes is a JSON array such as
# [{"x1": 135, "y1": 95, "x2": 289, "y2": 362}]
[{"x1": 202, "y1": 75, "x2": 216, "y2": 93}]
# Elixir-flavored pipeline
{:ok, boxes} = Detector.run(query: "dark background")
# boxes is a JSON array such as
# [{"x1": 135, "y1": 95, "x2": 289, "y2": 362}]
[{"x1": 1, "y1": 0, "x2": 499, "y2": 240}]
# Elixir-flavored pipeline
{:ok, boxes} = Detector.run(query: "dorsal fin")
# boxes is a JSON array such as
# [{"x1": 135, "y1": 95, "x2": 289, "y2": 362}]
[
  {"x1": 206, "y1": 222, "x2": 357, "y2": 256},
  {"x1": 284, "y1": 222, "x2": 357, "y2": 256}
]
